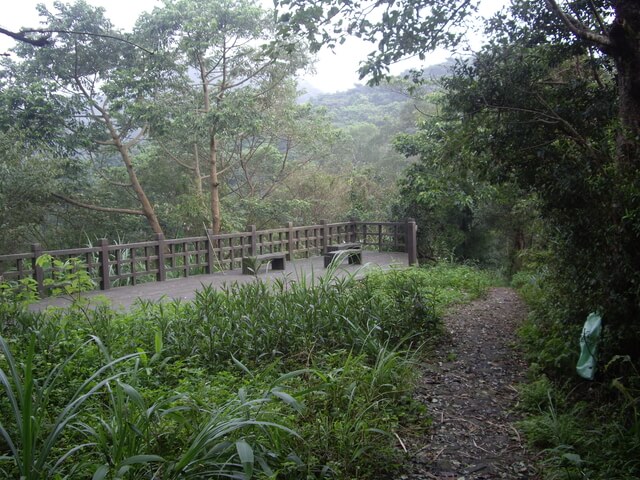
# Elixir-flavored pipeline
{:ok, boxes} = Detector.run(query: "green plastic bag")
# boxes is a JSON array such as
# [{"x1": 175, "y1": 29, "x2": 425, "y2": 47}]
[{"x1": 576, "y1": 312, "x2": 602, "y2": 380}]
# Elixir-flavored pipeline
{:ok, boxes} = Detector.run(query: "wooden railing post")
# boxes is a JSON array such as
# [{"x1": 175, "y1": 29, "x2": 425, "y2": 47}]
[
  {"x1": 155, "y1": 233, "x2": 166, "y2": 282},
  {"x1": 287, "y1": 222, "x2": 294, "y2": 260},
  {"x1": 362, "y1": 223, "x2": 368, "y2": 249},
  {"x1": 349, "y1": 217, "x2": 358, "y2": 243},
  {"x1": 31, "y1": 243, "x2": 45, "y2": 296},
  {"x1": 320, "y1": 219, "x2": 328, "y2": 254},
  {"x1": 98, "y1": 238, "x2": 111, "y2": 290},
  {"x1": 206, "y1": 229, "x2": 215, "y2": 274},
  {"x1": 247, "y1": 225, "x2": 257, "y2": 256},
  {"x1": 406, "y1": 218, "x2": 418, "y2": 266}
]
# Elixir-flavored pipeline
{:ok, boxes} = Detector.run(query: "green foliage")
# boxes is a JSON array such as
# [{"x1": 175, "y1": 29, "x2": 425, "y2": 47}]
[
  {"x1": 0, "y1": 0, "x2": 341, "y2": 245},
  {"x1": 0, "y1": 264, "x2": 491, "y2": 479},
  {"x1": 439, "y1": 17, "x2": 640, "y2": 358},
  {"x1": 517, "y1": 371, "x2": 640, "y2": 480},
  {"x1": 138, "y1": 0, "x2": 316, "y2": 232},
  {"x1": 393, "y1": 116, "x2": 538, "y2": 270},
  {"x1": 0, "y1": 276, "x2": 39, "y2": 338},
  {"x1": 1, "y1": 0, "x2": 172, "y2": 238},
  {"x1": 0, "y1": 335, "x2": 140, "y2": 480},
  {"x1": 78, "y1": 378, "x2": 172, "y2": 479},
  {"x1": 0, "y1": 255, "x2": 94, "y2": 322},
  {"x1": 304, "y1": 78, "x2": 444, "y2": 224},
  {"x1": 0, "y1": 277, "x2": 39, "y2": 306},
  {"x1": 513, "y1": 268, "x2": 579, "y2": 377},
  {"x1": 276, "y1": 0, "x2": 478, "y2": 84},
  {"x1": 35, "y1": 254, "x2": 95, "y2": 299},
  {"x1": 515, "y1": 270, "x2": 640, "y2": 479},
  {"x1": 0, "y1": 127, "x2": 65, "y2": 253}
]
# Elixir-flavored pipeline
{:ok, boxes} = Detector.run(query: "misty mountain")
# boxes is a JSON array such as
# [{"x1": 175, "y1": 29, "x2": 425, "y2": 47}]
[{"x1": 300, "y1": 60, "x2": 454, "y2": 128}]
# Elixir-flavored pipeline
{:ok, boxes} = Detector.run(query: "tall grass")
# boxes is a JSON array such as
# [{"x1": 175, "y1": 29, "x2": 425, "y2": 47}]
[
  {"x1": 0, "y1": 335, "x2": 139, "y2": 479},
  {"x1": 1, "y1": 263, "x2": 495, "y2": 479}
]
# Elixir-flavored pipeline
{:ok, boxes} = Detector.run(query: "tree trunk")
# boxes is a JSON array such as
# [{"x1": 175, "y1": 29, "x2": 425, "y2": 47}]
[
  {"x1": 610, "y1": 1, "x2": 640, "y2": 169},
  {"x1": 74, "y1": 74, "x2": 164, "y2": 237},
  {"x1": 209, "y1": 134, "x2": 222, "y2": 234},
  {"x1": 100, "y1": 112, "x2": 164, "y2": 236},
  {"x1": 199, "y1": 59, "x2": 223, "y2": 234},
  {"x1": 118, "y1": 142, "x2": 164, "y2": 235},
  {"x1": 193, "y1": 142, "x2": 205, "y2": 198}
]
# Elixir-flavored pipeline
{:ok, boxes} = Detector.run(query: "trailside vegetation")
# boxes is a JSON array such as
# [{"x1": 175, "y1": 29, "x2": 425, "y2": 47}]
[
  {"x1": 0, "y1": 264, "x2": 493, "y2": 479},
  {"x1": 275, "y1": 0, "x2": 640, "y2": 476}
]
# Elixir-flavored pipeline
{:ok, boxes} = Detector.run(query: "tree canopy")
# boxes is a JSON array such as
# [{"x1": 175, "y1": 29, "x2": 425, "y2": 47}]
[{"x1": 274, "y1": 0, "x2": 640, "y2": 359}]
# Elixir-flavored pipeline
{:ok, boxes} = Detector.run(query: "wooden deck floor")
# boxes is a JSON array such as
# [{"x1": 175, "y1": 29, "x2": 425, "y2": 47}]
[{"x1": 31, "y1": 251, "x2": 410, "y2": 311}]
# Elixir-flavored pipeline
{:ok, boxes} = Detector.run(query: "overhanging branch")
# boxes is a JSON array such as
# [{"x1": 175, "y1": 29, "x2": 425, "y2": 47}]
[
  {"x1": 0, "y1": 27, "x2": 51, "y2": 46},
  {"x1": 0, "y1": 27, "x2": 155, "y2": 54},
  {"x1": 545, "y1": 0, "x2": 612, "y2": 50},
  {"x1": 53, "y1": 193, "x2": 145, "y2": 216}
]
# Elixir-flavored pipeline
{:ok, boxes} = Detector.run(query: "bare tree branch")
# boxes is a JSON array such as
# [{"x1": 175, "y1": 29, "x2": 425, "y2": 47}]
[
  {"x1": 158, "y1": 140, "x2": 196, "y2": 171},
  {"x1": 0, "y1": 26, "x2": 51, "y2": 46},
  {"x1": 123, "y1": 125, "x2": 148, "y2": 149},
  {"x1": 15, "y1": 28, "x2": 156, "y2": 54},
  {"x1": 587, "y1": 0, "x2": 608, "y2": 35},
  {"x1": 53, "y1": 193, "x2": 145, "y2": 215},
  {"x1": 545, "y1": 0, "x2": 612, "y2": 49}
]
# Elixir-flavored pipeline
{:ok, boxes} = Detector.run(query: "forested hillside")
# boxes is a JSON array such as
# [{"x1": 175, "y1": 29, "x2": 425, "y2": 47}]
[
  {"x1": 0, "y1": 4, "x2": 440, "y2": 254},
  {"x1": 296, "y1": 62, "x2": 452, "y2": 218},
  {"x1": 307, "y1": 61, "x2": 450, "y2": 128}
]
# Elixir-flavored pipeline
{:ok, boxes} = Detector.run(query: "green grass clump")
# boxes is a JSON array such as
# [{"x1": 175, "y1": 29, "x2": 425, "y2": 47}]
[{"x1": 0, "y1": 263, "x2": 493, "y2": 479}]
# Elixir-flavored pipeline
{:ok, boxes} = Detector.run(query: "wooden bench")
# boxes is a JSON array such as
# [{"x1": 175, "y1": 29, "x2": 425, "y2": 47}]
[
  {"x1": 242, "y1": 252, "x2": 286, "y2": 275},
  {"x1": 323, "y1": 243, "x2": 363, "y2": 268},
  {"x1": 326, "y1": 242, "x2": 361, "y2": 253}
]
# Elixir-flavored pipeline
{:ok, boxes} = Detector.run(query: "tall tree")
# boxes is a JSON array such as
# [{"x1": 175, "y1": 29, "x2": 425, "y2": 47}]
[
  {"x1": 543, "y1": 0, "x2": 639, "y2": 168},
  {"x1": 8, "y1": 0, "x2": 167, "y2": 236},
  {"x1": 141, "y1": 0, "x2": 308, "y2": 233}
]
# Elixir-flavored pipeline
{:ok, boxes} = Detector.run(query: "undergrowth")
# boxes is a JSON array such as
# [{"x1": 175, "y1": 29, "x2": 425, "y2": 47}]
[
  {"x1": 513, "y1": 270, "x2": 640, "y2": 480},
  {"x1": 0, "y1": 262, "x2": 494, "y2": 479}
]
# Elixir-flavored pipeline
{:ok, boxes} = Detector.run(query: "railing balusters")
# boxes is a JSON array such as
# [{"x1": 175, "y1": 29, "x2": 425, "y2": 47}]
[
  {"x1": 320, "y1": 220, "x2": 327, "y2": 254},
  {"x1": 99, "y1": 238, "x2": 111, "y2": 290},
  {"x1": 156, "y1": 234, "x2": 166, "y2": 282},
  {"x1": 248, "y1": 225, "x2": 256, "y2": 257},
  {"x1": 31, "y1": 243, "x2": 44, "y2": 296},
  {"x1": 131, "y1": 247, "x2": 137, "y2": 285},
  {"x1": 1, "y1": 218, "x2": 417, "y2": 296},
  {"x1": 406, "y1": 218, "x2": 417, "y2": 266},
  {"x1": 287, "y1": 222, "x2": 294, "y2": 260}
]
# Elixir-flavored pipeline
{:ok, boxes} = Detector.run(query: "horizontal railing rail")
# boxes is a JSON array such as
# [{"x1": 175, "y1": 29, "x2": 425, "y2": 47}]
[{"x1": 0, "y1": 218, "x2": 417, "y2": 297}]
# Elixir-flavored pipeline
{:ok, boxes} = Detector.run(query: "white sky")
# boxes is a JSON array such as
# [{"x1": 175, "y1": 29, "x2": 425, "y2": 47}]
[{"x1": 0, "y1": 0, "x2": 508, "y2": 93}]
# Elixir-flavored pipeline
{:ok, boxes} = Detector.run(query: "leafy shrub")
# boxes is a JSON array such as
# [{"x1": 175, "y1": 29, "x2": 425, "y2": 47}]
[
  {"x1": 515, "y1": 269, "x2": 640, "y2": 480},
  {"x1": 36, "y1": 254, "x2": 95, "y2": 299}
]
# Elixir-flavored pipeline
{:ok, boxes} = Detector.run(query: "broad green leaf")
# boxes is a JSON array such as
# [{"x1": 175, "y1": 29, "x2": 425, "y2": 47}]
[
  {"x1": 154, "y1": 330, "x2": 163, "y2": 355},
  {"x1": 120, "y1": 454, "x2": 165, "y2": 466},
  {"x1": 270, "y1": 390, "x2": 304, "y2": 413},
  {"x1": 92, "y1": 464, "x2": 109, "y2": 480},
  {"x1": 236, "y1": 439, "x2": 254, "y2": 479}
]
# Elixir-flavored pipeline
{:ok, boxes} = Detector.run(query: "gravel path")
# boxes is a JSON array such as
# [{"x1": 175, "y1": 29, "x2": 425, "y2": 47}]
[{"x1": 405, "y1": 287, "x2": 539, "y2": 479}]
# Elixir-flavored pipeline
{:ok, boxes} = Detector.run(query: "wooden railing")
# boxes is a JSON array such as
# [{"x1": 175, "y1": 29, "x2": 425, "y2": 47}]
[{"x1": 0, "y1": 219, "x2": 417, "y2": 296}]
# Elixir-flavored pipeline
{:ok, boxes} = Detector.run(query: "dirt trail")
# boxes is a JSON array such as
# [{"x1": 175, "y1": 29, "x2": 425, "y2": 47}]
[{"x1": 405, "y1": 287, "x2": 539, "y2": 479}]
